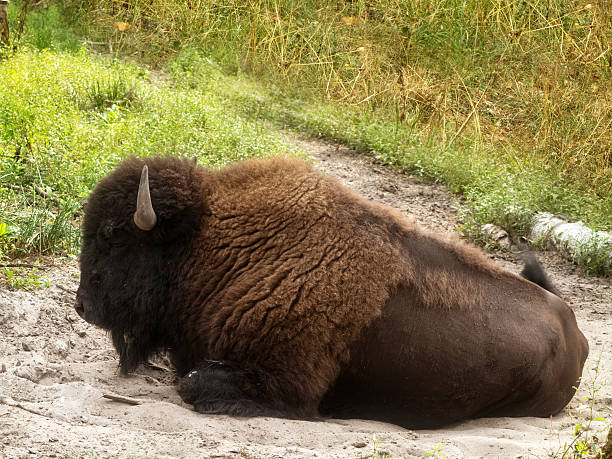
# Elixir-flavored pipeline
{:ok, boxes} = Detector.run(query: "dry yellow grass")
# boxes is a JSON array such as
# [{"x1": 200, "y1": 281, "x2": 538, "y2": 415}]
[
  {"x1": 2, "y1": 0, "x2": 609, "y2": 273},
  {"x1": 72, "y1": 0, "x2": 611, "y2": 199}
]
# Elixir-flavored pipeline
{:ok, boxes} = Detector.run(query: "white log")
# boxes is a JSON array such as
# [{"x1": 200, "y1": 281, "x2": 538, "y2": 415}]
[{"x1": 530, "y1": 212, "x2": 612, "y2": 265}]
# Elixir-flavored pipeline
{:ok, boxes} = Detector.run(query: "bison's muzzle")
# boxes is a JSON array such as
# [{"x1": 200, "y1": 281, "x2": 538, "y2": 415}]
[
  {"x1": 74, "y1": 290, "x2": 88, "y2": 321},
  {"x1": 75, "y1": 286, "x2": 101, "y2": 326}
]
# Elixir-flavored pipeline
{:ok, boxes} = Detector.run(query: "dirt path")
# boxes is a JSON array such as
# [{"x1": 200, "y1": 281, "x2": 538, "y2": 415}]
[{"x1": 1, "y1": 138, "x2": 610, "y2": 458}]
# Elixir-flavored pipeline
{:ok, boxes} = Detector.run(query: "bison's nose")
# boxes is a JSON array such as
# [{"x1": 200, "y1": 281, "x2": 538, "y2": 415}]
[{"x1": 75, "y1": 294, "x2": 85, "y2": 318}]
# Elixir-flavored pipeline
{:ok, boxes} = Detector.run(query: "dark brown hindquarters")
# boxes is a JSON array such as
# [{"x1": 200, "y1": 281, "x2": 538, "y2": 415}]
[
  {"x1": 320, "y1": 282, "x2": 588, "y2": 429},
  {"x1": 320, "y1": 284, "x2": 498, "y2": 429}
]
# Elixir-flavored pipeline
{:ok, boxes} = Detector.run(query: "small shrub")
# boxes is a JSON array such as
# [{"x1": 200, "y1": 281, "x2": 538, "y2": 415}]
[
  {"x1": 82, "y1": 76, "x2": 139, "y2": 111},
  {"x1": 572, "y1": 234, "x2": 612, "y2": 277},
  {"x1": 424, "y1": 443, "x2": 447, "y2": 458}
]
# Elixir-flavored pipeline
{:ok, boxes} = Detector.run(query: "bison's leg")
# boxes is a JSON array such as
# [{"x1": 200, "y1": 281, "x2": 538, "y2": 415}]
[{"x1": 176, "y1": 360, "x2": 288, "y2": 417}]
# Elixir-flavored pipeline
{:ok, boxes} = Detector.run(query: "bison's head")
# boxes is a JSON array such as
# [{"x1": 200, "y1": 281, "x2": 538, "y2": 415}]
[{"x1": 76, "y1": 157, "x2": 207, "y2": 373}]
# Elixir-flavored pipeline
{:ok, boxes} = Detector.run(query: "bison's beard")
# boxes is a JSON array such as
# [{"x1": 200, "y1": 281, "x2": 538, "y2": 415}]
[{"x1": 111, "y1": 329, "x2": 152, "y2": 375}]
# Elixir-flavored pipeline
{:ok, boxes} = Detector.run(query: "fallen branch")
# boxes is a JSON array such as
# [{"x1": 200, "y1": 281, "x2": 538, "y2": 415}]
[
  {"x1": 0, "y1": 263, "x2": 49, "y2": 269},
  {"x1": 34, "y1": 185, "x2": 58, "y2": 201},
  {"x1": 56, "y1": 284, "x2": 77, "y2": 294},
  {"x1": 530, "y1": 212, "x2": 612, "y2": 270},
  {"x1": 1, "y1": 183, "x2": 22, "y2": 192},
  {"x1": 1, "y1": 182, "x2": 59, "y2": 201},
  {"x1": 135, "y1": 374, "x2": 162, "y2": 385},
  {"x1": 102, "y1": 393, "x2": 142, "y2": 406},
  {"x1": 0, "y1": 396, "x2": 54, "y2": 420},
  {"x1": 82, "y1": 40, "x2": 107, "y2": 46},
  {"x1": 144, "y1": 359, "x2": 173, "y2": 373}
]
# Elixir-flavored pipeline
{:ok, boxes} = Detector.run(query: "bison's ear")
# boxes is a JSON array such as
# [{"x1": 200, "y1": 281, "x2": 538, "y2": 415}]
[{"x1": 133, "y1": 165, "x2": 157, "y2": 231}]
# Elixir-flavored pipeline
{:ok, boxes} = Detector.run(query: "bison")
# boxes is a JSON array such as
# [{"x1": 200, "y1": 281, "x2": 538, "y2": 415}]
[{"x1": 75, "y1": 156, "x2": 588, "y2": 428}]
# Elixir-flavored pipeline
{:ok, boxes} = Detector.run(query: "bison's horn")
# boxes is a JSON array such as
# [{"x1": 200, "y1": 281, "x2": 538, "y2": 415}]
[{"x1": 133, "y1": 165, "x2": 157, "y2": 231}]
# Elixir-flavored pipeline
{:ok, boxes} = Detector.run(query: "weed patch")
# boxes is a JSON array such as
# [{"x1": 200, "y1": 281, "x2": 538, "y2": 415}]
[
  {"x1": 571, "y1": 234, "x2": 612, "y2": 278},
  {"x1": 552, "y1": 353, "x2": 610, "y2": 458},
  {"x1": 1, "y1": 265, "x2": 50, "y2": 291}
]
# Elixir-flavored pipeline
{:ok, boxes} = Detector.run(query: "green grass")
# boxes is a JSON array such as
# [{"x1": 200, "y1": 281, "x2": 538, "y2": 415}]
[
  {"x1": 62, "y1": 0, "x2": 610, "y2": 273},
  {"x1": 0, "y1": 25, "x2": 298, "y2": 258},
  {"x1": 2, "y1": 265, "x2": 50, "y2": 291}
]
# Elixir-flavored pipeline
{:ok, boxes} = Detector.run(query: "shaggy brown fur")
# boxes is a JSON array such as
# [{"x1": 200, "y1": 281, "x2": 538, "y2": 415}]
[{"x1": 76, "y1": 156, "x2": 589, "y2": 428}]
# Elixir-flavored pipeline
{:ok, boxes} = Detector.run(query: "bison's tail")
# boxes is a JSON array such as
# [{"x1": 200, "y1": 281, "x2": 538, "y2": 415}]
[{"x1": 520, "y1": 252, "x2": 559, "y2": 296}]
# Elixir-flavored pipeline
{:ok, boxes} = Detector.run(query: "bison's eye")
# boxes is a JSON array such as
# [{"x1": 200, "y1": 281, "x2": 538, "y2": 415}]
[
  {"x1": 97, "y1": 220, "x2": 131, "y2": 249},
  {"x1": 98, "y1": 221, "x2": 115, "y2": 241}
]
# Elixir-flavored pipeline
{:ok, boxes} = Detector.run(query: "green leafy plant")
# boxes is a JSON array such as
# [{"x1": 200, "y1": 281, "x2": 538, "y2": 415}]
[
  {"x1": 0, "y1": 221, "x2": 9, "y2": 259},
  {"x1": 424, "y1": 443, "x2": 447, "y2": 458},
  {"x1": 572, "y1": 234, "x2": 612, "y2": 277},
  {"x1": 2, "y1": 265, "x2": 50, "y2": 291},
  {"x1": 552, "y1": 353, "x2": 610, "y2": 458},
  {"x1": 369, "y1": 435, "x2": 389, "y2": 459}
]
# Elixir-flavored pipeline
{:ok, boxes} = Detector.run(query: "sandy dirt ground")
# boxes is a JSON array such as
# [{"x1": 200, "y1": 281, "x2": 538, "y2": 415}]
[{"x1": 0, "y1": 138, "x2": 610, "y2": 458}]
